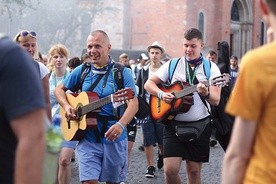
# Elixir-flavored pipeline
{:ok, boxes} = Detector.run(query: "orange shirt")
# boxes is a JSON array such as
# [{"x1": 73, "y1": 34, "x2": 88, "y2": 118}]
[{"x1": 226, "y1": 42, "x2": 276, "y2": 184}]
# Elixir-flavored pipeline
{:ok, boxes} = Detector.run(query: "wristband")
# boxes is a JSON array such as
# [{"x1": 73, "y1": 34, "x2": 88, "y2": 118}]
[
  {"x1": 157, "y1": 91, "x2": 164, "y2": 99},
  {"x1": 116, "y1": 121, "x2": 125, "y2": 130}
]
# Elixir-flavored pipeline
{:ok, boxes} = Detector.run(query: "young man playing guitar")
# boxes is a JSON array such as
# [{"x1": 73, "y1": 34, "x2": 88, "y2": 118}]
[
  {"x1": 144, "y1": 28, "x2": 221, "y2": 184},
  {"x1": 54, "y1": 30, "x2": 138, "y2": 184}
]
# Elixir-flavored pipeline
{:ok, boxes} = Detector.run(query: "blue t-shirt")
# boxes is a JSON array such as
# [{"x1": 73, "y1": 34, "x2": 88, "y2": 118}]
[
  {"x1": 63, "y1": 61, "x2": 137, "y2": 143},
  {"x1": 0, "y1": 36, "x2": 45, "y2": 183}
]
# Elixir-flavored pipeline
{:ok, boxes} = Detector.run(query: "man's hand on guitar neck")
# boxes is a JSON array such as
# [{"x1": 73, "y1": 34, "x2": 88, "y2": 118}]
[{"x1": 197, "y1": 81, "x2": 209, "y2": 98}]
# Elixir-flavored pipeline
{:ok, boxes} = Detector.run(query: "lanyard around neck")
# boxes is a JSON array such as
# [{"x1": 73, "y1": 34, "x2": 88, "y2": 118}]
[
  {"x1": 186, "y1": 62, "x2": 199, "y2": 85},
  {"x1": 53, "y1": 70, "x2": 68, "y2": 87}
]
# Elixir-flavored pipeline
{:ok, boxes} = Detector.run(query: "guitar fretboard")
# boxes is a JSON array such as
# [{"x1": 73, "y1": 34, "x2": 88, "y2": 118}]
[
  {"x1": 80, "y1": 96, "x2": 112, "y2": 116},
  {"x1": 174, "y1": 81, "x2": 209, "y2": 99}
]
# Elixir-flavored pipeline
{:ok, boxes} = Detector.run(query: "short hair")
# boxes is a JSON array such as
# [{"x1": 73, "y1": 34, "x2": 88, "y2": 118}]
[
  {"x1": 81, "y1": 53, "x2": 90, "y2": 62},
  {"x1": 68, "y1": 57, "x2": 81, "y2": 69},
  {"x1": 47, "y1": 44, "x2": 69, "y2": 71},
  {"x1": 184, "y1": 28, "x2": 203, "y2": 41},
  {"x1": 119, "y1": 53, "x2": 128, "y2": 59},
  {"x1": 90, "y1": 30, "x2": 110, "y2": 44},
  {"x1": 48, "y1": 44, "x2": 69, "y2": 58},
  {"x1": 230, "y1": 55, "x2": 238, "y2": 61},
  {"x1": 208, "y1": 50, "x2": 217, "y2": 56}
]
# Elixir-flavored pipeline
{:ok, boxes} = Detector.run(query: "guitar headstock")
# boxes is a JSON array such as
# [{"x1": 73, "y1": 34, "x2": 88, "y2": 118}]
[
  {"x1": 113, "y1": 88, "x2": 135, "y2": 103},
  {"x1": 211, "y1": 73, "x2": 231, "y2": 87}
]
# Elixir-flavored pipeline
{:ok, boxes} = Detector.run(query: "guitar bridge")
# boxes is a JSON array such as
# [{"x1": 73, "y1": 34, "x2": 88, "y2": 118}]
[
  {"x1": 158, "y1": 98, "x2": 161, "y2": 113},
  {"x1": 67, "y1": 120, "x2": 71, "y2": 129}
]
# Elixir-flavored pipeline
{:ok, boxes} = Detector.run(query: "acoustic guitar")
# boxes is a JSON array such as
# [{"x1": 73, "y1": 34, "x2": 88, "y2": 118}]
[
  {"x1": 60, "y1": 88, "x2": 134, "y2": 141},
  {"x1": 150, "y1": 74, "x2": 230, "y2": 123}
]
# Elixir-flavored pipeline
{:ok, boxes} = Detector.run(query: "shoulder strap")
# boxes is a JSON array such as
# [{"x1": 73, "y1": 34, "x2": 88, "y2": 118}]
[
  {"x1": 114, "y1": 63, "x2": 124, "y2": 90},
  {"x1": 70, "y1": 63, "x2": 91, "y2": 93},
  {"x1": 203, "y1": 58, "x2": 211, "y2": 80},
  {"x1": 168, "y1": 58, "x2": 180, "y2": 83}
]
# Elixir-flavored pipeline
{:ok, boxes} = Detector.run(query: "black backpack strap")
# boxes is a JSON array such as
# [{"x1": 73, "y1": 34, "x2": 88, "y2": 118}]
[
  {"x1": 70, "y1": 63, "x2": 91, "y2": 92},
  {"x1": 194, "y1": 77, "x2": 212, "y2": 117},
  {"x1": 88, "y1": 63, "x2": 114, "y2": 91},
  {"x1": 114, "y1": 63, "x2": 124, "y2": 90},
  {"x1": 113, "y1": 63, "x2": 125, "y2": 117}
]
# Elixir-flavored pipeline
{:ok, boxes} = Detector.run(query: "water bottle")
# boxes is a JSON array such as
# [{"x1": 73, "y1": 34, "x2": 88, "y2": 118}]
[{"x1": 46, "y1": 114, "x2": 63, "y2": 153}]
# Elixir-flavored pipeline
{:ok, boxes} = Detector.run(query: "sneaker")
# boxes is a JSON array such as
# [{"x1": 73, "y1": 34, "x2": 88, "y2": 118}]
[
  {"x1": 209, "y1": 139, "x2": 218, "y2": 147},
  {"x1": 145, "y1": 166, "x2": 155, "y2": 178},
  {"x1": 157, "y1": 153, "x2": 163, "y2": 169}
]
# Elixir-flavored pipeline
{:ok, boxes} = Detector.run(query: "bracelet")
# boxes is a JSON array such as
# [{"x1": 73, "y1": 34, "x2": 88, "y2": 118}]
[
  {"x1": 116, "y1": 121, "x2": 125, "y2": 130},
  {"x1": 157, "y1": 90, "x2": 163, "y2": 99}
]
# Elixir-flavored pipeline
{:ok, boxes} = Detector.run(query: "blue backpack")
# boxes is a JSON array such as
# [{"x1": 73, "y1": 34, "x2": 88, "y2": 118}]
[{"x1": 168, "y1": 57, "x2": 211, "y2": 84}]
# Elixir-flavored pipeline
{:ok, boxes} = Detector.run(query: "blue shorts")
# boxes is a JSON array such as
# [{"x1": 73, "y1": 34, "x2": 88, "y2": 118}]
[
  {"x1": 141, "y1": 118, "x2": 164, "y2": 146},
  {"x1": 76, "y1": 138, "x2": 128, "y2": 182},
  {"x1": 61, "y1": 140, "x2": 78, "y2": 149}
]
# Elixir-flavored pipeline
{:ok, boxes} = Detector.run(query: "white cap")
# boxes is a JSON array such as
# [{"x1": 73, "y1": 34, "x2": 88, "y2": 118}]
[
  {"x1": 147, "y1": 41, "x2": 164, "y2": 53},
  {"x1": 139, "y1": 53, "x2": 149, "y2": 61}
]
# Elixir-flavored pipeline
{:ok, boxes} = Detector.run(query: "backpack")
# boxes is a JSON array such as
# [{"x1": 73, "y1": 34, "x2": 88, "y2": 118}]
[
  {"x1": 70, "y1": 62, "x2": 124, "y2": 93},
  {"x1": 217, "y1": 41, "x2": 230, "y2": 74},
  {"x1": 168, "y1": 57, "x2": 233, "y2": 138},
  {"x1": 168, "y1": 57, "x2": 211, "y2": 83}
]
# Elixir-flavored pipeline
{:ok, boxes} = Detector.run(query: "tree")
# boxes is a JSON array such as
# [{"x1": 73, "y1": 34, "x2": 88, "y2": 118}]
[
  {"x1": 0, "y1": 0, "x2": 39, "y2": 20},
  {"x1": 8, "y1": 0, "x2": 117, "y2": 56}
]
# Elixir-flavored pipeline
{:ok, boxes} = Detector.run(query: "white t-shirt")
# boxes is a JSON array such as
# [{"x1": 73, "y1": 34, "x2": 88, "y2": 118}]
[
  {"x1": 38, "y1": 61, "x2": 49, "y2": 79},
  {"x1": 155, "y1": 57, "x2": 221, "y2": 121}
]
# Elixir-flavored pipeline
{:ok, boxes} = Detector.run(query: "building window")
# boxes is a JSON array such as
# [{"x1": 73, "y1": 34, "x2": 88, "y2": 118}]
[
  {"x1": 260, "y1": 22, "x2": 265, "y2": 45},
  {"x1": 198, "y1": 12, "x2": 204, "y2": 37},
  {"x1": 231, "y1": 1, "x2": 240, "y2": 21}
]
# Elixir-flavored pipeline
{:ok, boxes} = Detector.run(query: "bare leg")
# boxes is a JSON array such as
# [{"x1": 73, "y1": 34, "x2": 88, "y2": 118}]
[
  {"x1": 164, "y1": 157, "x2": 182, "y2": 184},
  {"x1": 186, "y1": 160, "x2": 202, "y2": 184},
  {"x1": 144, "y1": 145, "x2": 154, "y2": 166},
  {"x1": 58, "y1": 148, "x2": 74, "y2": 184}
]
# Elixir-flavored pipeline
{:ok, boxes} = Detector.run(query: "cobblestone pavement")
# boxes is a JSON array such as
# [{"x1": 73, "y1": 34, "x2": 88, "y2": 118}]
[{"x1": 71, "y1": 126, "x2": 224, "y2": 184}]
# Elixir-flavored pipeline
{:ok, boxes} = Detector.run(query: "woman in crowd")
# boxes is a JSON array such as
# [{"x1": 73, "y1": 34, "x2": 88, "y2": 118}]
[
  {"x1": 48, "y1": 44, "x2": 78, "y2": 184},
  {"x1": 14, "y1": 30, "x2": 51, "y2": 122}
]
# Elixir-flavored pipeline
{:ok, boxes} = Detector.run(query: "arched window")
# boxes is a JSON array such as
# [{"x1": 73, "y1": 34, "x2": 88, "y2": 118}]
[
  {"x1": 231, "y1": 1, "x2": 240, "y2": 21},
  {"x1": 198, "y1": 12, "x2": 204, "y2": 37}
]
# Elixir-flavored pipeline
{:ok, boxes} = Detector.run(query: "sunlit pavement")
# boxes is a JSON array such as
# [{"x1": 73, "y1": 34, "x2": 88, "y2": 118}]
[{"x1": 71, "y1": 126, "x2": 224, "y2": 184}]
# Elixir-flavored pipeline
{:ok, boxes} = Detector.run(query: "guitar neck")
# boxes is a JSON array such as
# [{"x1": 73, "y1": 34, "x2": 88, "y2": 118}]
[
  {"x1": 174, "y1": 81, "x2": 209, "y2": 99},
  {"x1": 80, "y1": 95, "x2": 112, "y2": 116}
]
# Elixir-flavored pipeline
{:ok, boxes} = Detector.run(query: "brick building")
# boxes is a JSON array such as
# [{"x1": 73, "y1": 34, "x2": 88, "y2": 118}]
[{"x1": 102, "y1": 0, "x2": 266, "y2": 59}]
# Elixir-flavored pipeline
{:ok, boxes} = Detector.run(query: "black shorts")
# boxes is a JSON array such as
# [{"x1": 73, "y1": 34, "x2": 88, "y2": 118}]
[
  {"x1": 163, "y1": 119, "x2": 212, "y2": 162},
  {"x1": 127, "y1": 118, "x2": 137, "y2": 142}
]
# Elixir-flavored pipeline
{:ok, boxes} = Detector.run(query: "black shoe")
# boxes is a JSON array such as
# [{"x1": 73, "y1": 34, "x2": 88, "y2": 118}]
[
  {"x1": 210, "y1": 139, "x2": 218, "y2": 147},
  {"x1": 157, "y1": 153, "x2": 163, "y2": 169},
  {"x1": 145, "y1": 166, "x2": 155, "y2": 178},
  {"x1": 138, "y1": 145, "x2": 144, "y2": 151}
]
